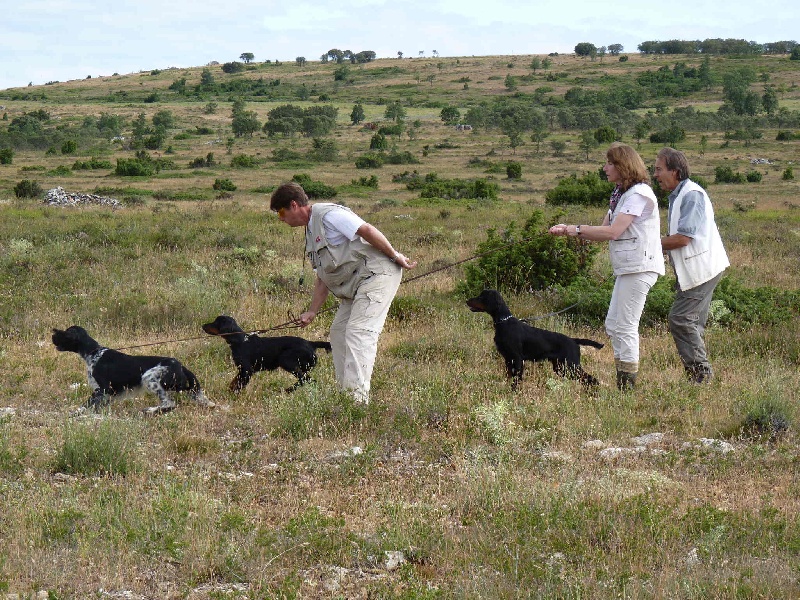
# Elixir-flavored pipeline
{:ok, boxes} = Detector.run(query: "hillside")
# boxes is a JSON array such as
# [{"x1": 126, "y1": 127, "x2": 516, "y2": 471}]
[{"x1": 0, "y1": 52, "x2": 799, "y2": 598}]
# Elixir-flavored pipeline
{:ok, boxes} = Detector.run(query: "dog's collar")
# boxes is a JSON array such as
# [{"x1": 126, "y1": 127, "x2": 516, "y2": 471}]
[{"x1": 494, "y1": 315, "x2": 513, "y2": 324}]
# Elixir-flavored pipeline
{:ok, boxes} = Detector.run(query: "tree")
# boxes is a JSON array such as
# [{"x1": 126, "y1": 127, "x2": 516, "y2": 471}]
[
  {"x1": 608, "y1": 43, "x2": 624, "y2": 56},
  {"x1": 152, "y1": 109, "x2": 175, "y2": 130},
  {"x1": 432, "y1": 50, "x2": 439, "y2": 58},
  {"x1": 384, "y1": 101, "x2": 407, "y2": 123},
  {"x1": 397, "y1": 51, "x2": 403, "y2": 59},
  {"x1": 594, "y1": 125, "x2": 617, "y2": 144},
  {"x1": 574, "y1": 42, "x2": 597, "y2": 58},
  {"x1": 529, "y1": 57, "x2": 541, "y2": 73},
  {"x1": 440, "y1": 106, "x2": 461, "y2": 125},
  {"x1": 327, "y1": 49, "x2": 345, "y2": 63},
  {"x1": 504, "y1": 74, "x2": 517, "y2": 91},
  {"x1": 530, "y1": 127, "x2": 549, "y2": 153},
  {"x1": 239, "y1": 53, "x2": 254, "y2": 63},
  {"x1": 231, "y1": 101, "x2": 260, "y2": 138},
  {"x1": 198, "y1": 68, "x2": 216, "y2": 91},
  {"x1": 296, "y1": 57, "x2": 307, "y2": 67},
  {"x1": 221, "y1": 61, "x2": 245, "y2": 74},
  {"x1": 579, "y1": 130, "x2": 599, "y2": 160},
  {"x1": 350, "y1": 103, "x2": 365, "y2": 125},
  {"x1": 762, "y1": 85, "x2": 779, "y2": 116},
  {"x1": 634, "y1": 120, "x2": 650, "y2": 148},
  {"x1": 542, "y1": 57, "x2": 552, "y2": 71}
]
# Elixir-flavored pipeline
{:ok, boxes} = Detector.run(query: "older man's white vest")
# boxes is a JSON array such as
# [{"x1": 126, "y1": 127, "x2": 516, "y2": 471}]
[
  {"x1": 667, "y1": 180, "x2": 729, "y2": 290},
  {"x1": 608, "y1": 183, "x2": 665, "y2": 276}
]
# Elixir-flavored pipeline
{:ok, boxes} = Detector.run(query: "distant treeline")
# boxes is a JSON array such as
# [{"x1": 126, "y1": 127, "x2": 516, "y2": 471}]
[{"x1": 638, "y1": 39, "x2": 798, "y2": 55}]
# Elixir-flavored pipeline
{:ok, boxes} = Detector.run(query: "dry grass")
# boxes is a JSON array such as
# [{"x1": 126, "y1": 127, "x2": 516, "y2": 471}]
[{"x1": 1, "y1": 52, "x2": 800, "y2": 599}]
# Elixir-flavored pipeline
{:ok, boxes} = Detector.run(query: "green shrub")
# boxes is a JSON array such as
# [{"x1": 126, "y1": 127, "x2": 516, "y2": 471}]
[
  {"x1": 544, "y1": 171, "x2": 614, "y2": 207},
  {"x1": 776, "y1": 130, "x2": 800, "y2": 141},
  {"x1": 713, "y1": 277, "x2": 799, "y2": 325},
  {"x1": 411, "y1": 173, "x2": 498, "y2": 201},
  {"x1": 782, "y1": 166, "x2": 794, "y2": 180},
  {"x1": 506, "y1": 162, "x2": 522, "y2": 179},
  {"x1": 115, "y1": 158, "x2": 155, "y2": 176},
  {"x1": 272, "y1": 148, "x2": 304, "y2": 162},
  {"x1": 649, "y1": 126, "x2": 686, "y2": 145},
  {"x1": 308, "y1": 138, "x2": 339, "y2": 162},
  {"x1": 714, "y1": 165, "x2": 746, "y2": 184},
  {"x1": 594, "y1": 125, "x2": 617, "y2": 144},
  {"x1": 458, "y1": 210, "x2": 599, "y2": 296},
  {"x1": 351, "y1": 175, "x2": 379, "y2": 188},
  {"x1": 385, "y1": 150, "x2": 420, "y2": 165},
  {"x1": 0, "y1": 147, "x2": 14, "y2": 164},
  {"x1": 13, "y1": 179, "x2": 43, "y2": 198},
  {"x1": 213, "y1": 178, "x2": 237, "y2": 191},
  {"x1": 189, "y1": 152, "x2": 215, "y2": 168},
  {"x1": 291, "y1": 173, "x2": 337, "y2": 199},
  {"x1": 230, "y1": 154, "x2": 261, "y2": 168},
  {"x1": 61, "y1": 140, "x2": 77, "y2": 154},
  {"x1": 370, "y1": 133, "x2": 388, "y2": 150},
  {"x1": 72, "y1": 157, "x2": 113, "y2": 170},
  {"x1": 745, "y1": 170, "x2": 762, "y2": 183},
  {"x1": 355, "y1": 153, "x2": 385, "y2": 169}
]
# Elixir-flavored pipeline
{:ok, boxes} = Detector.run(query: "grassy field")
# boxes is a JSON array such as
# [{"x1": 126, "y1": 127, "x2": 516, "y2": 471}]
[{"x1": 1, "y1": 52, "x2": 800, "y2": 599}]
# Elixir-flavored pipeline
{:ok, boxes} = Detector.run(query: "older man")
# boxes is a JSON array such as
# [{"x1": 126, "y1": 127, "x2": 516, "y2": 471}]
[
  {"x1": 654, "y1": 148, "x2": 729, "y2": 383},
  {"x1": 270, "y1": 182, "x2": 416, "y2": 403}
]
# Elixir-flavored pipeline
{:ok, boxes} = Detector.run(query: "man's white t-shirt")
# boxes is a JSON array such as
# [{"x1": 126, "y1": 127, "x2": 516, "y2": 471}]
[{"x1": 313, "y1": 207, "x2": 365, "y2": 246}]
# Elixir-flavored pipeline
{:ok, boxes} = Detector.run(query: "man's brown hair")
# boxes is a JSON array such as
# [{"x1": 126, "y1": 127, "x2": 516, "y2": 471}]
[{"x1": 270, "y1": 182, "x2": 309, "y2": 211}]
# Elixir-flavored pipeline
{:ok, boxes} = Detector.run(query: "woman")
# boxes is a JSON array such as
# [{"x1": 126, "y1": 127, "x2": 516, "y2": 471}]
[{"x1": 549, "y1": 142, "x2": 664, "y2": 389}]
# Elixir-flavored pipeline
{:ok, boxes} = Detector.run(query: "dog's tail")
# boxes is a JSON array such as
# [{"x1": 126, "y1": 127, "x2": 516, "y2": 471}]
[
  {"x1": 180, "y1": 365, "x2": 204, "y2": 393},
  {"x1": 312, "y1": 341, "x2": 332, "y2": 353},
  {"x1": 573, "y1": 338, "x2": 604, "y2": 349}
]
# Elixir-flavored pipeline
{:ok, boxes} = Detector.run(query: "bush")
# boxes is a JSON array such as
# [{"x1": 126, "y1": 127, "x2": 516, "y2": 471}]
[
  {"x1": 291, "y1": 173, "x2": 337, "y2": 199},
  {"x1": 745, "y1": 170, "x2": 762, "y2": 183},
  {"x1": 189, "y1": 152, "x2": 215, "y2": 168},
  {"x1": 0, "y1": 147, "x2": 13, "y2": 164},
  {"x1": 114, "y1": 158, "x2": 155, "y2": 176},
  {"x1": 457, "y1": 211, "x2": 599, "y2": 296},
  {"x1": 418, "y1": 175, "x2": 499, "y2": 201},
  {"x1": 355, "y1": 153, "x2": 385, "y2": 169},
  {"x1": 776, "y1": 130, "x2": 800, "y2": 141},
  {"x1": 13, "y1": 179, "x2": 43, "y2": 198},
  {"x1": 72, "y1": 157, "x2": 113, "y2": 170},
  {"x1": 714, "y1": 165, "x2": 746, "y2": 184},
  {"x1": 230, "y1": 154, "x2": 261, "y2": 168},
  {"x1": 60, "y1": 140, "x2": 77, "y2": 154},
  {"x1": 370, "y1": 133, "x2": 388, "y2": 150},
  {"x1": 594, "y1": 125, "x2": 617, "y2": 144},
  {"x1": 544, "y1": 172, "x2": 614, "y2": 207},
  {"x1": 221, "y1": 61, "x2": 245, "y2": 74},
  {"x1": 351, "y1": 175, "x2": 379, "y2": 188},
  {"x1": 506, "y1": 162, "x2": 522, "y2": 179},
  {"x1": 649, "y1": 126, "x2": 686, "y2": 145},
  {"x1": 385, "y1": 150, "x2": 420, "y2": 165},
  {"x1": 308, "y1": 138, "x2": 339, "y2": 162},
  {"x1": 782, "y1": 166, "x2": 794, "y2": 180},
  {"x1": 213, "y1": 178, "x2": 237, "y2": 191}
]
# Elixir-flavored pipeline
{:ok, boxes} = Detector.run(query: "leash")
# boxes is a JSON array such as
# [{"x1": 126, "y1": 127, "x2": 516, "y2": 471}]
[{"x1": 112, "y1": 233, "x2": 587, "y2": 351}]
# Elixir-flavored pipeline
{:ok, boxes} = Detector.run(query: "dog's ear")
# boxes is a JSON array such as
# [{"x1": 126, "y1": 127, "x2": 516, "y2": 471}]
[{"x1": 202, "y1": 324, "x2": 219, "y2": 335}]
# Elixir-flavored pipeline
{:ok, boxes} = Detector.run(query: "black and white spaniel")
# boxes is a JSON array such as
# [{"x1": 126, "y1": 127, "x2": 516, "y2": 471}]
[{"x1": 52, "y1": 325, "x2": 214, "y2": 415}]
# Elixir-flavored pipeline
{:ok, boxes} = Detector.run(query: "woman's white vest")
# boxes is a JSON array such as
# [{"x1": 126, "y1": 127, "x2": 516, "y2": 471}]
[
  {"x1": 305, "y1": 203, "x2": 397, "y2": 299},
  {"x1": 608, "y1": 183, "x2": 665, "y2": 276},
  {"x1": 667, "y1": 179, "x2": 729, "y2": 290}
]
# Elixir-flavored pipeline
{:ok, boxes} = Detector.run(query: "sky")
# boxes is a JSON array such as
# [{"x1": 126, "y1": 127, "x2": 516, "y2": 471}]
[{"x1": 1, "y1": 0, "x2": 797, "y2": 91}]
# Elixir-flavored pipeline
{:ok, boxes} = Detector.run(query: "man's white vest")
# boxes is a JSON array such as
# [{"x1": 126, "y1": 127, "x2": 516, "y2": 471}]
[
  {"x1": 608, "y1": 183, "x2": 665, "y2": 276},
  {"x1": 667, "y1": 180, "x2": 729, "y2": 290},
  {"x1": 305, "y1": 203, "x2": 397, "y2": 299}
]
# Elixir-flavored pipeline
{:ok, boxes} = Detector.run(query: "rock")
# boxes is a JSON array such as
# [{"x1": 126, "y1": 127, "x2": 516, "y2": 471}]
[
  {"x1": 384, "y1": 550, "x2": 406, "y2": 570},
  {"x1": 44, "y1": 187, "x2": 122, "y2": 208}
]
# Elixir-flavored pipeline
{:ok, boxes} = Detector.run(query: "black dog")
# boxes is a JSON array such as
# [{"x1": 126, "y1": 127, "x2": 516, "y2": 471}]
[
  {"x1": 202, "y1": 315, "x2": 332, "y2": 392},
  {"x1": 466, "y1": 289, "x2": 603, "y2": 389},
  {"x1": 52, "y1": 325, "x2": 213, "y2": 415}
]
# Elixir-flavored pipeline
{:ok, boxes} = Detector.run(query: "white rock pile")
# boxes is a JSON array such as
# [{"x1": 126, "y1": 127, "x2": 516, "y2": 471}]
[{"x1": 44, "y1": 186, "x2": 122, "y2": 208}]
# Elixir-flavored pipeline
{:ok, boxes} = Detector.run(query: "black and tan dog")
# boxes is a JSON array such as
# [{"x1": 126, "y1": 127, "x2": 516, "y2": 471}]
[
  {"x1": 52, "y1": 325, "x2": 213, "y2": 415},
  {"x1": 466, "y1": 289, "x2": 603, "y2": 389},
  {"x1": 202, "y1": 315, "x2": 332, "y2": 392}
]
